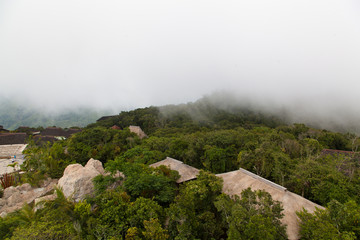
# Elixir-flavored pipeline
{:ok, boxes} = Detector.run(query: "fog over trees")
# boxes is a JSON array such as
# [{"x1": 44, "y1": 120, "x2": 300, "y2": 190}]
[{"x1": 0, "y1": 0, "x2": 360, "y2": 133}]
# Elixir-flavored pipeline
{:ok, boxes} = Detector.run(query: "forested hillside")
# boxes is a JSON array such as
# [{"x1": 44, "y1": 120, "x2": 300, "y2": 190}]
[
  {"x1": 1, "y1": 99, "x2": 359, "y2": 239},
  {"x1": 0, "y1": 98, "x2": 110, "y2": 130}
]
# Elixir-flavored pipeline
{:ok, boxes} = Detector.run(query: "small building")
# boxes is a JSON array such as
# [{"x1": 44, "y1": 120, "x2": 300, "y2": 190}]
[
  {"x1": 321, "y1": 149, "x2": 360, "y2": 159},
  {"x1": 129, "y1": 126, "x2": 147, "y2": 139},
  {"x1": 111, "y1": 125, "x2": 121, "y2": 130},
  {"x1": 149, "y1": 157, "x2": 199, "y2": 183},
  {"x1": 0, "y1": 133, "x2": 27, "y2": 145},
  {"x1": 216, "y1": 169, "x2": 323, "y2": 240},
  {"x1": 64, "y1": 128, "x2": 82, "y2": 138},
  {"x1": 40, "y1": 127, "x2": 67, "y2": 137},
  {"x1": 40, "y1": 127, "x2": 82, "y2": 138},
  {"x1": 33, "y1": 135, "x2": 57, "y2": 144},
  {"x1": 0, "y1": 125, "x2": 9, "y2": 133},
  {"x1": 150, "y1": 158, "x2": 323, "y2": 240}
]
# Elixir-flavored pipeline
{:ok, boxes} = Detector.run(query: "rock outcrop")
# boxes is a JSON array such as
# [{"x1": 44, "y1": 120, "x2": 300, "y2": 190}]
[
  {"x1": 0, "y1": 178, "x2": 58, "y2": 216},
  {"x1": 129, "y1": 126, "x2": 147, "y2": 139},
  {"x1": 0, "y1": 159, "x2": 120, "y2": 216},
  {"x1": 57, "y1": 158, "x2": 106, "y2": 202}
]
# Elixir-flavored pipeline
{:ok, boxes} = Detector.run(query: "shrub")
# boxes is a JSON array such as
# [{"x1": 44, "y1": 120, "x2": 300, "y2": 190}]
[{"x1": 0, "y1": 173, "x2": 14, "y2": 189}]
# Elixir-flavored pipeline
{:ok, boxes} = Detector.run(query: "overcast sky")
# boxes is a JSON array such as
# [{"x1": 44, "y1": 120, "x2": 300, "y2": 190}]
[{"x1": 1, "y1": 0, "x2": 360, "y2": 121}]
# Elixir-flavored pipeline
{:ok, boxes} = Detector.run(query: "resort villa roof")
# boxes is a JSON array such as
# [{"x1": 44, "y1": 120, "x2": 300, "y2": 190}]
[
  {"x1": 150, "y1": 157, "x2": 323, "y2": 240},
  {"x1": 0, "y1": 133, "x2": 27, "y2": 145},
  {"x1": 150, "y1": 157, "x2": 199, "y2": 183},
  {"x1": 129, "y1": 126, "x2": 147, "y2": 139},
  {"x1": 216, "y1": 168, "x2": 324, "y2": 240},
  {"x1": 40, "y1": 127, "x2": 81, "y2": 138},
  {"x1": 0, "y1": 144, "x2": 27, "y2": 158},
  {"x1": 321, "y1": 148, "x2": 360, "y2": 158},
  {"x1": 0, "y1": 144, "x2": 27, "y2": 174}
]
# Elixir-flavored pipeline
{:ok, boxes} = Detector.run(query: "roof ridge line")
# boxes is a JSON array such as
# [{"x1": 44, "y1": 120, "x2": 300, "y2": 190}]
[{"x1": 239, "y1": 168, "x2": 287, "y2": 192}]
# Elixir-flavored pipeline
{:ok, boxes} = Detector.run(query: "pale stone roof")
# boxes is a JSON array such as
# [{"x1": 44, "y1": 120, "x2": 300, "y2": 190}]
[
  {"x1": 149, "y1": 157, "x2": 199, "y2": 183},
  {"x1": 149, "y1": 157, "x2": 324, "y2": 239},
  {"x1": 0, "y1": 144, "x2": 27, "y2": 158},
  {"x1": 216, "y1": 168, "x2": 324, "y2": 240},
  {"x1": 0, "y1": 144, "x2": 27, "y2": 174},
  {"x1": 129, "y1": 126, "x2": 147, "y2": 139}
]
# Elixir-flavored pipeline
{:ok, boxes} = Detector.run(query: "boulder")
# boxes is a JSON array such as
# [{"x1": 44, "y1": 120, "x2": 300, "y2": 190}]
[
  {"x1": 0, "y1": 159, "x2": 116, "y2": 216},
  {"x1": 57, "y1": 158, "x2": 106, "y2": 202},
  {"x1": 0, "y1": 178, "x2": 58, "y2": 217}
]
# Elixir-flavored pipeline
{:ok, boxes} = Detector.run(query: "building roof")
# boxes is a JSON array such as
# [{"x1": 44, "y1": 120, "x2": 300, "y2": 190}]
[
  {"x1": 321, "y1": 148, "x2": 360, "y2": 157},
  {"x1": 96, "y1": 115, "x2": 117, "y2": 122},
  {"x1": 40, "y1": 127, "x2": 82, "y2": 138},
  {"x1": 0, "y1": 125, "x2": 9, "y2": 133},
  {"x1": 33, "y1": 135, "x2": 57, "y2": 144},
  {"x1": 111, "y1": 125, "x2": 121, "y2": 130},
  {"x1": 149, "y1": 157, "x2": 200, "y2": 183},
  {"x1": 0, "y1": 133, "x2": 27, "y2": 145},
  {"x1": 65, "y1": 128, "x2": 82, "y2": 137},
  {"x1": 216, "y1": 169, "x2": 324, "y2": 240},
  {"x1": 149, "y1": 158, "x2": 325, "y2": 239},
  {"x1": 129, "y1": 126, "x2": 147, "y2": 139},
  {"x1": 40, "y1": 127, "x2": 66, "y2": 137},
  {"x1": 0, "y1": 144, "x2": 27, "y2": 158}
]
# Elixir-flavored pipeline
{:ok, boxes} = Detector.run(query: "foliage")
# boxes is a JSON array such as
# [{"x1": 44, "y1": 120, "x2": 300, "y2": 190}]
[
  {"x1": 215, "y1": 188, "x2": 287, "y2": 240},
  {"x1": 66, "y1": 127, "x2": 137, "y2": 165},
  {"x1": 89, "y1": 190, "x2": 130, "y2": 239},
  {"x1": 166, "y1": 171, "x2": 226, "y2": 239},
  {"x1": 4, "y1": 98, "x2": 360, "y2": 239},
  {"x1": 127, "y1": 197, "x2": 164, "y2": 229},
  {"x1": 0, "y1": 212, "x2": 24, "y2": 239},
  {"x1": 297, "y1": 200, "x2": 360, "y2": 240},
  {"x1": 21, "y1": 139, "x2": 72, "y2": 185},
  {"x1": 0, "y1": 173, "x2": 15, "y2": 189},
  {"x1": 92, "y1": 174, "x2": 117, "y2": 195},
  {"x1": 289, "y1": 154, "x2": 360, "y2": 205},
  {"x1": 106, "y1": 159, "x2": 179, "y2": 205},
  {"x1": 5, "y1": 188, "x2": 78, "y2": 240},
  {"x1": 142, "y1": 218, "x2": 169, "y2": 240}
]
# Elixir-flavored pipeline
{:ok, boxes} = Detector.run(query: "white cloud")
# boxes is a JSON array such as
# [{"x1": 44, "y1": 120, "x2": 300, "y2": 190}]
[{"x1": 0, "y1": 0, "x2": 359, "y2": 121}]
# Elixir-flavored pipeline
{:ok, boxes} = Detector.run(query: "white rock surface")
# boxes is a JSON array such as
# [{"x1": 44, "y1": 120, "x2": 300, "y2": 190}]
[
  {"x1": 57, "y1": 158, "x2": 106, "y2": 202},
  {"x1": 0, "y1": 178, "x2": 57, "y2": 216}
]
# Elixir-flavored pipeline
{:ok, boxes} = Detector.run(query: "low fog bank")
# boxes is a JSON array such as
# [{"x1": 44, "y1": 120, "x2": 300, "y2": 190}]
[
  {"x1": 2, "y1": 91, "x2": 360, "y2": 134},
  {"x1": 0, "y1": 96, "x2": 114, "y2": 130},
  {"x1": 160, "y1": 92, "x2": 360, "y2": 134}
]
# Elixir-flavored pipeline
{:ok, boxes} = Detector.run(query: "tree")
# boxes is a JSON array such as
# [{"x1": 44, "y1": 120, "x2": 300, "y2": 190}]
[
  {"x1": 11, "y1": 188, "x2": 78, "y2": 240},
  {"x1": 142, "y1": 218, "x2": 169, "y2": 240},
  {"x1": 167, "y1": 171, "x2": 225, "y2": 239},
  {"x1": 89, "y1": 190, "x2": 131, "y2": 239},
  {"x1": 106, "y1": 159, "x2": 178, "y2": 205},
  {"x1": 215, "y1": 188, "x2": 287, "y2": 240},
  {"x1": 126, "y1": 197, "x2": 164, "y2": 229},
  {"x1": 297, "y1": 202, "x2": 358, "y2": 240}
]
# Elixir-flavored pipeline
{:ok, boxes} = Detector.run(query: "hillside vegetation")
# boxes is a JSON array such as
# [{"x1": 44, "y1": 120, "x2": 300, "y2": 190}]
[
  {"x1": 0, "y1": 98, "x2": 110, "y2": 130},
  {"x1": 1, "y1": 99, "x2": 360, "y2": 239}
]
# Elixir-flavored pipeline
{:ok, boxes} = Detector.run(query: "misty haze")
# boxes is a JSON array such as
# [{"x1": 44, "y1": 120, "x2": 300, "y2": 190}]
[{"x1": 1, "y1": 0, "x2": 360, "y2": 132}]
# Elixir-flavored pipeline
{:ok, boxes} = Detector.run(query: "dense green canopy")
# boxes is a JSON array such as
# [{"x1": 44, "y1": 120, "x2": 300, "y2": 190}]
[{"x1": 1, "y1": 100, "x2": 360, "y2": 239}]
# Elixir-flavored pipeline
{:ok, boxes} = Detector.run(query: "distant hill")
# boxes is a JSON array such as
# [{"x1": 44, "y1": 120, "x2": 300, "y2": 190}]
[
  {"x1": 91, "y1": 96, "x2": 287, "y2": 135},
  {"x1": 0, "y1": 98, "x2": 112, "y2": 130},
  {"x1": 92, "y1": 95, "x2": 360, "y2": 134}
]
